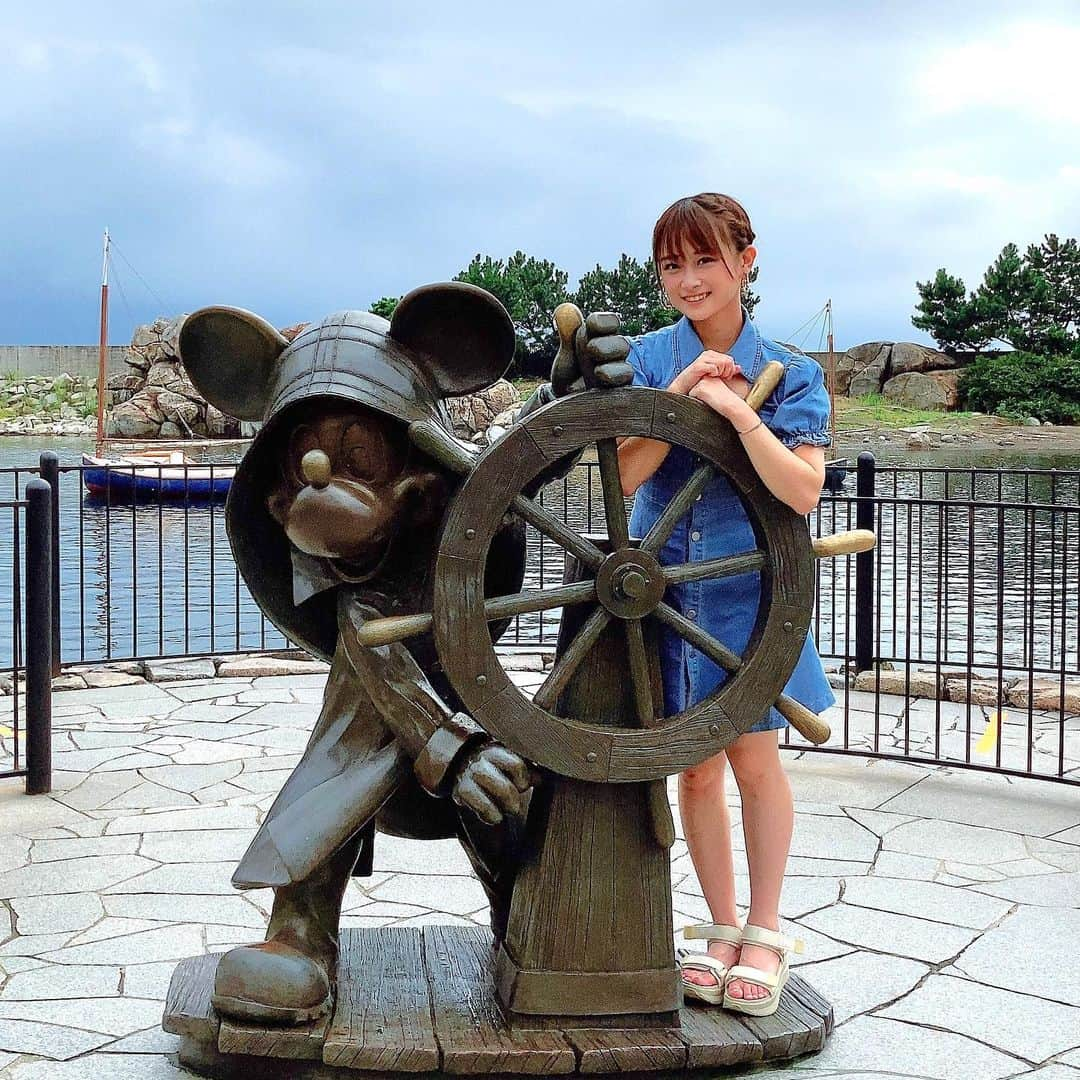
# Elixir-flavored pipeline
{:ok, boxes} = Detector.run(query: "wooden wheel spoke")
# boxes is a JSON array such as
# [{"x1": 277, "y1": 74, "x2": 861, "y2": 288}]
[
  {"x1": 595, "y1": 437, "x2": 630, "y2": 549},
  {"x1": 640, "y1": 463, "x2": 714, "y2": 556},
  {"x1": 532, "y1": 606, "x2": 610, "y2": 712},
  {"x1": 664, "y1": 550, "x2": 766, "y2": 586},
  {"x1": 484, "y1": 580, "x2": 597, "y2": 622},
  {"x1": 623, "y1": 618, "x2": 655, "y2": 726},
  {"x1": 654, "y1": 601, "x2": 741, "y2": 674},
  {"x1": 511, "y1": 493, "x2": 605, "y2": 570}
]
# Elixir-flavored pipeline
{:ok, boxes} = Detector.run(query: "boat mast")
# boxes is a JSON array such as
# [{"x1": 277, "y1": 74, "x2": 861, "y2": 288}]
[
  {"x1": 95, "y1": 229, "x2": 110, "y2": 453},
  {"x1": 825, "y1": 298, "x2": 836, "y2": 447}
]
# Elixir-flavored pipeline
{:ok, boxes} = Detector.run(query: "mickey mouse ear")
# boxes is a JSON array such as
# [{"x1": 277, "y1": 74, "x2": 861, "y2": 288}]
[
  {"x1": 179, "y1": 307, "x2": 289, "y2": 422},
  {"x1": 389, "y1": 282, "x2": 516, "y2": 396}
]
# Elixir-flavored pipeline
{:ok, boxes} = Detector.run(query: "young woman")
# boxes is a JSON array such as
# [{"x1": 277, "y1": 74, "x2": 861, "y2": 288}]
[{"x1": 618, "y1": 193, "x2": 835, "y2": 1016}]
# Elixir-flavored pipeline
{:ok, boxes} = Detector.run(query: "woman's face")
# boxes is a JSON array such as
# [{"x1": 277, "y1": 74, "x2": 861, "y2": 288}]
[{"x1": 659, "y1": 240, "x2": 756, "y2": 324}]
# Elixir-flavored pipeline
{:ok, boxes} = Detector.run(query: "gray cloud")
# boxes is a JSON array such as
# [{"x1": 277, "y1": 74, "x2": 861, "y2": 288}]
[{"x1": 2, "y1": 1, "x2": 1077, "y2": 349}]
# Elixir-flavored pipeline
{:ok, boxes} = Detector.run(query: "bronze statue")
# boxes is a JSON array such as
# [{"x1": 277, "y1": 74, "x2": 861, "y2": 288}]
[{"x1": 177, "y1": 284, "x2": 630, "y2": 1026}]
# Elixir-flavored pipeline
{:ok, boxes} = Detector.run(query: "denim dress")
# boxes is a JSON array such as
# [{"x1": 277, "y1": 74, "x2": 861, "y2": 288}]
[{"x1": 625, "y1": 313, "x2": 836, "y2": 733}]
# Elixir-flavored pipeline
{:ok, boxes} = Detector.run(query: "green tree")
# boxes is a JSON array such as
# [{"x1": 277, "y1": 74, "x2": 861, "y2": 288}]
[
  {"x1": 912, "y1": 234, "x2": 1080, "y2": 356},
  {"x1": 454, "y1": 252, "x2": 571, "y2": 375},
  {"x1": 571, "y1": 255, "x2": 678, "y2": 336},
  {"x1": 369, "y1": 296, "x2": 400, "y2": 319}
]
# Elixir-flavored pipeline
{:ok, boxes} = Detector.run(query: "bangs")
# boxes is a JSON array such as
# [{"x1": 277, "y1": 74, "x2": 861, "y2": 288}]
[{"x1": 652, "y1": 200, "x2": 730, "y2": 265}]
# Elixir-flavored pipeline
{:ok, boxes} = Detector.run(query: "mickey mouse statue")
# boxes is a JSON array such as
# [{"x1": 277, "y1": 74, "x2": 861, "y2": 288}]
[{"x1": 179, "y1": 283, "x2": 630, "y2": 1027}]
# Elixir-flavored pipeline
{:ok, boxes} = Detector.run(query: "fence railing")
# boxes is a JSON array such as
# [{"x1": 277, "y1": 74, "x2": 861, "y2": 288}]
[
  {"x1": 1, "y1": 452, "x2": 1077, "y2": 787},
  {"x1": 0, "y1": 475, "x2": 53, "y2": 793}
]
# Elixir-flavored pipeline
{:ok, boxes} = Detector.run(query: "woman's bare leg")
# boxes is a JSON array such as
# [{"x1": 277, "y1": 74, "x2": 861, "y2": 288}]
[
  {"x1": 677, "y1": 751, "x2": 740, "y2": 988},
  {"x1": 724, "y1": 729, "x2": 793, "y2": 1002}
]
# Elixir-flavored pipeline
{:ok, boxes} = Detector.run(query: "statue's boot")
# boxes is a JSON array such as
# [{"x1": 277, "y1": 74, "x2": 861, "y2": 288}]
[{"x1": 212, "y1": 837, "x2": 360, "y2": 1025}]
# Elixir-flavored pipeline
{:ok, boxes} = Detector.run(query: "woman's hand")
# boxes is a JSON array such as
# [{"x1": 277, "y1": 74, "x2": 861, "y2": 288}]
[
  {"x1": 668, "y1": 351, "x2": 741, "y2": 395},
  {"x1": 687, "y1": 373, "x2": 751, "y2": 423}
]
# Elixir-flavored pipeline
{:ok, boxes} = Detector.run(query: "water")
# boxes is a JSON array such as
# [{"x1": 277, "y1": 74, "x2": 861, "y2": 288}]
[{"x1": 0, "y1": 437, "x2": 1077, "y2": 678}]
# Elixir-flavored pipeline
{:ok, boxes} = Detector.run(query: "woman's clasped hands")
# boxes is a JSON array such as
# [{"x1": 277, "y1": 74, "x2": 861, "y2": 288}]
[{"x1": 669, "y1": 350, "x2": 747, "y2": 421}]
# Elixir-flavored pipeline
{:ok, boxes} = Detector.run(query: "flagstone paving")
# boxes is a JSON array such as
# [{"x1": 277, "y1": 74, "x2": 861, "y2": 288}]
[{"x1": 0, "y1": 668, "x2": 1078, "y2": 1078}]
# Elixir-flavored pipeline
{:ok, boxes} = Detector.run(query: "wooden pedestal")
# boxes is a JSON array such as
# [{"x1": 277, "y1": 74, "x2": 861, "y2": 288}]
[{"x1": 164, "y1": 926, "x2": 832, "y2": 1078}]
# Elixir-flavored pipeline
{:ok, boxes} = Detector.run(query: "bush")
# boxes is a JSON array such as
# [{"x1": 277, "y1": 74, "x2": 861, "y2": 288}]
[{"x1": 959, "y1": 350, "x2": 1080, "y2": 424}]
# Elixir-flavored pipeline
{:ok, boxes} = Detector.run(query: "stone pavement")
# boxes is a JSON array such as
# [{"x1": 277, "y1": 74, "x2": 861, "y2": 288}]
[{"x1": 0, "y1": 668, "x2": 1078, "y2": 1079}]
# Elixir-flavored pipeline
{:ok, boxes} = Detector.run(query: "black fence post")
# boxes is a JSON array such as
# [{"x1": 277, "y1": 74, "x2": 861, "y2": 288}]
[
  {"x1": 38, "y1": 451, "x2": 61, "y2": 676},
  {"x1": 855, "y1": 451, "x2": 876, "y2": 673},
  {"x1": 25, "y1": 478, "x2": 53, "y2": 795}
]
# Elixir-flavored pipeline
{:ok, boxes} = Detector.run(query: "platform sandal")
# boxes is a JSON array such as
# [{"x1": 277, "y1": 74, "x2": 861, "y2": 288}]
[
  {"x1": 677, "y1": 923, "x2": 742, "y2": 1005},
  {"x1": 722, "y1": 924, "x2": 804, "y2": 1017}
]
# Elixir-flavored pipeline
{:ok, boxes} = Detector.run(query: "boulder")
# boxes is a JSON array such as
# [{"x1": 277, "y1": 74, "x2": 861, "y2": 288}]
[
  {"x1": 889, "y1": 342, "x2": 961, "y2": 375},
  {"x1": 846, "y1": 342, "x2": 892, "y2": 397},
  {"x1": 882, "y1": 372, "x2": 950, "y2": 410},
  {"x1": 853, "y1": 667, "x2": 942, "y2": 698},
  {"x1": 107, "y1": 396, "x2": 163, "y2": 437},
  {"x1": 155, "y1": 389, "x2": 201, "y2": 430},
  {"x1": 925, "y1": 370, "x2": 961, "y2": 408},
  {"x1": 445, "y1": 379, "x2": 520, "y2": 438},
  {"x1": 146, "y1": 361, "x2": 202, "y2": 400},
  {"x1": 1007, "y1": 678, "x2": 1080, "y2": 713}
]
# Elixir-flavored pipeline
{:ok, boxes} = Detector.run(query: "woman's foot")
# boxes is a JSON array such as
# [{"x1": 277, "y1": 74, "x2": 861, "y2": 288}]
[
  {"x1": 681, "y1": 939, "x2": 741, "y2": 991},
  {"x1": 724, "y1": 939, "x2": 780, "y2": 1002}
]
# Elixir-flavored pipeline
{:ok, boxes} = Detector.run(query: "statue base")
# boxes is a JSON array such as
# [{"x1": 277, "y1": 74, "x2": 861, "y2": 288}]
[{"x1": 164, "y1": 926, "x2": 832, "y2": 1077}]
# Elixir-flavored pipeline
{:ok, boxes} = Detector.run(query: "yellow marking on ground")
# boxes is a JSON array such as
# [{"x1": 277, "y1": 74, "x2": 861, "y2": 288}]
[{"x1": 975, "y1": 710, "x2": 1001, "y2": 755}]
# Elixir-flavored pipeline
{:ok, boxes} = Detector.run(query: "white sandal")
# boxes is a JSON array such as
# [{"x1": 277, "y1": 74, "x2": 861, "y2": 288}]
[
  {"x1": 678, "y1": 923, "x2": 742, "y2": 1006},
  {"x1": 722, "y1": 924, "x2": 804, "y2": 1017}
]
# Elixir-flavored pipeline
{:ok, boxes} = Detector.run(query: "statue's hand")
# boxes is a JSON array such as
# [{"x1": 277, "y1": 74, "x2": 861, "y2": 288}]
[
  {"x1": 452, "y1": 743, "x2": 535, "y2": 825},
  {"x1": 549, "y1": 304, "x2": 633, "y2": 396}
]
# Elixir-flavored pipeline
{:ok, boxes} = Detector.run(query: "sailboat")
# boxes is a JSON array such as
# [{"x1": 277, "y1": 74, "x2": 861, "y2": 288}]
[{"x1": 81, "y1": 230, "x2": 240, "y2": 501}]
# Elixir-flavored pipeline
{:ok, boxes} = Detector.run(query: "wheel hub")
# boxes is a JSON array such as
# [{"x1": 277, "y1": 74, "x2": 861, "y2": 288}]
[{"x1": 595, "y1": 547, "x2": 666, "y2": 619}]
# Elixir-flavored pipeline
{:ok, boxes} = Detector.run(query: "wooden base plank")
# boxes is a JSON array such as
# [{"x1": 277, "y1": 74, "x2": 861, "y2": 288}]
[
  {"x1": 423, "y1": 925, "x2": 576, "y2": 1074},
  {"x1": 676, "y1": 1004, "x2": 764, "y2": 1069},
  {"x1": 219, "y1": 1013, "x2": 329, "y2": 1061},
  {"x1": 788, "y1": 972, "x2": 836, "y2": 1035},
  {"x1": 567, "y1": 1028, "x2": 686, "y2": 1074},
  {"x1": 324, "y1": 926, "x2": 440, "y2": 1071},
  {"x1": 163, "y1": 954, "x2": 220, "y2": 1042}
]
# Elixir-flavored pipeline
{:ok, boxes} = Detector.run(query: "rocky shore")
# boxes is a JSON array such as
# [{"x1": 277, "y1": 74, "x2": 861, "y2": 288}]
[{"x1": 0, "y1": 374, "x2": 98, "y2": 437}]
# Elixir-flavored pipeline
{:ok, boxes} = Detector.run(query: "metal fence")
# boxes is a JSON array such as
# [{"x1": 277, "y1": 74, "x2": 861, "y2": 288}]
[
  {"x1": 1, "y1": 452, "x2": 1077, "y2": 787},
  {"x1": 0, "y1": 475, "x2": 53, "y2": 793}
]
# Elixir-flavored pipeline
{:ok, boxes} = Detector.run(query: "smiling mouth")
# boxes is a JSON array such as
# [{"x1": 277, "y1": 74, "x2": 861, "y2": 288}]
[{"x1": 683, "y1": 292, "x2": 710, "y2": 303}]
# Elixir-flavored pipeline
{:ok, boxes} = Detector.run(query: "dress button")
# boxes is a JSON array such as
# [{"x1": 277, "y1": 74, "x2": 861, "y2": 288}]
[
  {"x1": 691, "y1": 530, "x2": 701, "y2": 541},
  {"x1": 687, "y1": 609, "x2": 697, "y2": 619}
]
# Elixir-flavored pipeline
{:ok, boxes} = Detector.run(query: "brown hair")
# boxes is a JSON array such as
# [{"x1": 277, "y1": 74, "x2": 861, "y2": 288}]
[{"x1": 652, "y1": 193, "x2": 756, "y2": 278}]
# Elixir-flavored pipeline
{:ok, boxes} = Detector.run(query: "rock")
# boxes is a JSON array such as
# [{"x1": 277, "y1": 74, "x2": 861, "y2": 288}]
[
  {"x1": 146, "y1": 361, "x2": 201, "y2": 400},
  {"x1": 205, "y1": 403, "x2": 239, "y2": 438},
  {"x1": 216, "y1": 656, "x2": 331, "y2": 678},
  {"x1": 492, "y1": 407, "x2": 519, "y2": 427},
  {"x1": 846, "y1": 342, "x2": 892, "y2": 397},
  {"x1": 445, "y1": 379, "x2": 520, "y2": 438},
  {"x1": 889, "y1": 342, "x2": 962, "y2": 375},
  {"x1": 501, "y1": 653, "x2": 545, "y2": 672},
  {"x1": 905, "y1": 431, "x2": 932, "y2": 450},
  {"x1": 144, "y1": 658, "x2": 217, "y2": 682},
  {"x1": 82, "y1": 670, "x2": 146, "y2": 688},
  {"x1": 155, "y1": 389, "x2": 200, "y2": 429},
  {"x1": 1023, "y1": 416, "x2": 1041, "y2": 427},
  {"x1": 52, "y1": 673, "x2": 88, "y2": 691},
  {"x1": 853, "y1": 668, "x2": 941, "y2": 698},
  {"x1": 107, "y1": 396, "x2": 163, "y2": 438},
  {"x1": 943, "y1": 674, "x2": 1015, "y2": 707},
  {"x1": 882, "y1": 372, "x2": 950, "y2": 411},
  {"x1": 1007, "y1": 678, "x2": 1080, "y2": 713},
  {"x1": 158, "y1": 421, "x2": 185, "y2": 438}
]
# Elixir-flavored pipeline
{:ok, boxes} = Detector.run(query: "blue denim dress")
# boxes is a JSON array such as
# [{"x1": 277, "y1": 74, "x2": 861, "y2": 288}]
[{"x1": 626, "y1": 313, "x2": 836, "y2": 733}]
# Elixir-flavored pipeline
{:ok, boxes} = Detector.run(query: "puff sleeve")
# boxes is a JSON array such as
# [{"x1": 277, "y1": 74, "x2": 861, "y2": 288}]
[
  {"x1": 768, "y1": 354, "x2": 833, "y2": 450},
  {"x1": 625, "y1": 336, "x2": 658, "y2": 389}
]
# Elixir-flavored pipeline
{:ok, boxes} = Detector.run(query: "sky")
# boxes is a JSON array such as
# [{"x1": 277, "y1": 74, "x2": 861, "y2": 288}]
[{"x1": 2, "y1": 1, "x2": 1078, "y2": 350}]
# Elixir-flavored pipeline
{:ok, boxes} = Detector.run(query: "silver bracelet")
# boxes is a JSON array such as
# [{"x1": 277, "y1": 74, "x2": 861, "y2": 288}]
[{"x1": 735, "y1": 418, "x2": 763, "y2": 436}]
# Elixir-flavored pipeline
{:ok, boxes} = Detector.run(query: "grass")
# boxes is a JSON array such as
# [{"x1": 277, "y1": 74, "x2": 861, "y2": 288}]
[{"x1": 837, "y1": 394, "x2": 983, "y2": 432}]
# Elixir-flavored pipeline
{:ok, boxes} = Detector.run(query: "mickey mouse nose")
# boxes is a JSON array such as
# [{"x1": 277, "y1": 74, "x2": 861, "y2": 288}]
[{"x1": 301, "y1": 449, "x2": 332, "y2": 490}]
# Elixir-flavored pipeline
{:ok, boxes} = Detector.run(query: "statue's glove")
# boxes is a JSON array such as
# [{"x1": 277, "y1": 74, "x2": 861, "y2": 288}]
[
  {"x1": 550, "y1": 306, "x2": 634, "y2": 397},
  {"x1": 451, "y1": 743, "x2": 536, "y2": 825}
]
